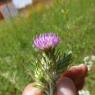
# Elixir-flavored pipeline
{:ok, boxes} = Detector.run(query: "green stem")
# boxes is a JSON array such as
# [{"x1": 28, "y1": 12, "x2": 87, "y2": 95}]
[{"x1": 49, "y1": 82, "x2": 54, "y2": 95}]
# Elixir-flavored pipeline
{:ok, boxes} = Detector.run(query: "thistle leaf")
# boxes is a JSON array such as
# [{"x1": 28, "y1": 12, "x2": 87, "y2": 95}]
[{"x1": 56, "y1": 52, "x2": 72, "y2": 74}]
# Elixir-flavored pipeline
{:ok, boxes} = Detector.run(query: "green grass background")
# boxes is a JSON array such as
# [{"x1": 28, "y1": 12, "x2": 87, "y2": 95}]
[{"x1": 0, "y1": 0, "x2": 95, "y2": 94}]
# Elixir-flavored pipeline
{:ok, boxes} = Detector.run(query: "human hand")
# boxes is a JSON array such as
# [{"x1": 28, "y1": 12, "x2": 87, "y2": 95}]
[
  {"x1": 22, "y1": 64, "x2": 88, "y2": 95},
  {"x1": 56, "y1": 64, "x2": 88, "y2": 95}
]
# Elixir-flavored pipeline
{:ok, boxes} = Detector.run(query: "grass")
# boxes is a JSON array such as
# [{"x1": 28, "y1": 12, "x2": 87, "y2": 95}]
[{"x1": 0, "y1": 0, "x2": 95, "y2": 95}]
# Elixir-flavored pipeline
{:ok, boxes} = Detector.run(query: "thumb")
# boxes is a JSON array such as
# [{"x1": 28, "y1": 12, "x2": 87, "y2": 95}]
[
  {"x1": 56, "y1": 77, "x2": 77, "y2": 95},
  {"x1": 22, "y1": 83, "x2": 43, "y2": 95}
]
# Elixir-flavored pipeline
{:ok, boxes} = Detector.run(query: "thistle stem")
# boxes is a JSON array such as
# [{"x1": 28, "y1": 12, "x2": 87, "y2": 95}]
[{"x1": 49, "y1": 82, "x2": 54, "y2": 95}]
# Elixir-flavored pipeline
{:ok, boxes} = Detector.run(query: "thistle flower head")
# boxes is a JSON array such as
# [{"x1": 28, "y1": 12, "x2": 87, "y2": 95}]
[{"x1": 33, "y1": 33, "x2": 60, "y2": 51}]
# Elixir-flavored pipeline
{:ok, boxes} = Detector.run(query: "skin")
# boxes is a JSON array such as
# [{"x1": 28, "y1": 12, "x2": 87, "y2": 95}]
[
  {"x1": 56, "y1": 77, "x2": 77, "y2": 95},
  {"x1": 22, "y1": 64, "x2": 88, "y2": 95},
  {"x1": 22, "y1": 83, "x2": 43, "y2": 95}
]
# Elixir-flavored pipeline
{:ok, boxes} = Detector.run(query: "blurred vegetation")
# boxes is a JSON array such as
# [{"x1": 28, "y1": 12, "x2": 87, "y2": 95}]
[{"x1": 0, "y1": 0, "x2": 95, "y2": 95}]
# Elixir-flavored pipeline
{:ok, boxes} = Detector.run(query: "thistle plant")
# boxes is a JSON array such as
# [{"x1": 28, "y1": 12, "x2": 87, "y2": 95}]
[{"x1": 31, "y1": 32, "x2": 72, "y2": 95}]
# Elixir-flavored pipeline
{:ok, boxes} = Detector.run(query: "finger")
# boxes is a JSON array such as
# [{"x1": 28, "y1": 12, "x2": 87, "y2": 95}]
[
  {"x1": 56, "y1": 77, "x2": 77, "y2": 95},
  {"x1": 62, "y1": 64, "x2": 88, "y2": 90},
  {"x1": 22, "y1": 83, "x2": 43, "y2": 95},
  {"x1": 64, "y1": 64, "x2": 88, "y2": 78}
]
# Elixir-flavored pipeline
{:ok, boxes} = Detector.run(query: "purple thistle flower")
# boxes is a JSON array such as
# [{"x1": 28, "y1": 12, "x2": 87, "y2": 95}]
[{"x1": 33, "y1": 33, "x2": 60, "y2": 51}]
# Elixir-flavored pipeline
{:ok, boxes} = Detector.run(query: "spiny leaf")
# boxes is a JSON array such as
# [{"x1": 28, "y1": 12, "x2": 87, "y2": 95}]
[{"x1": 56, "y1": 52, "x2": 72, "y2": 74}]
